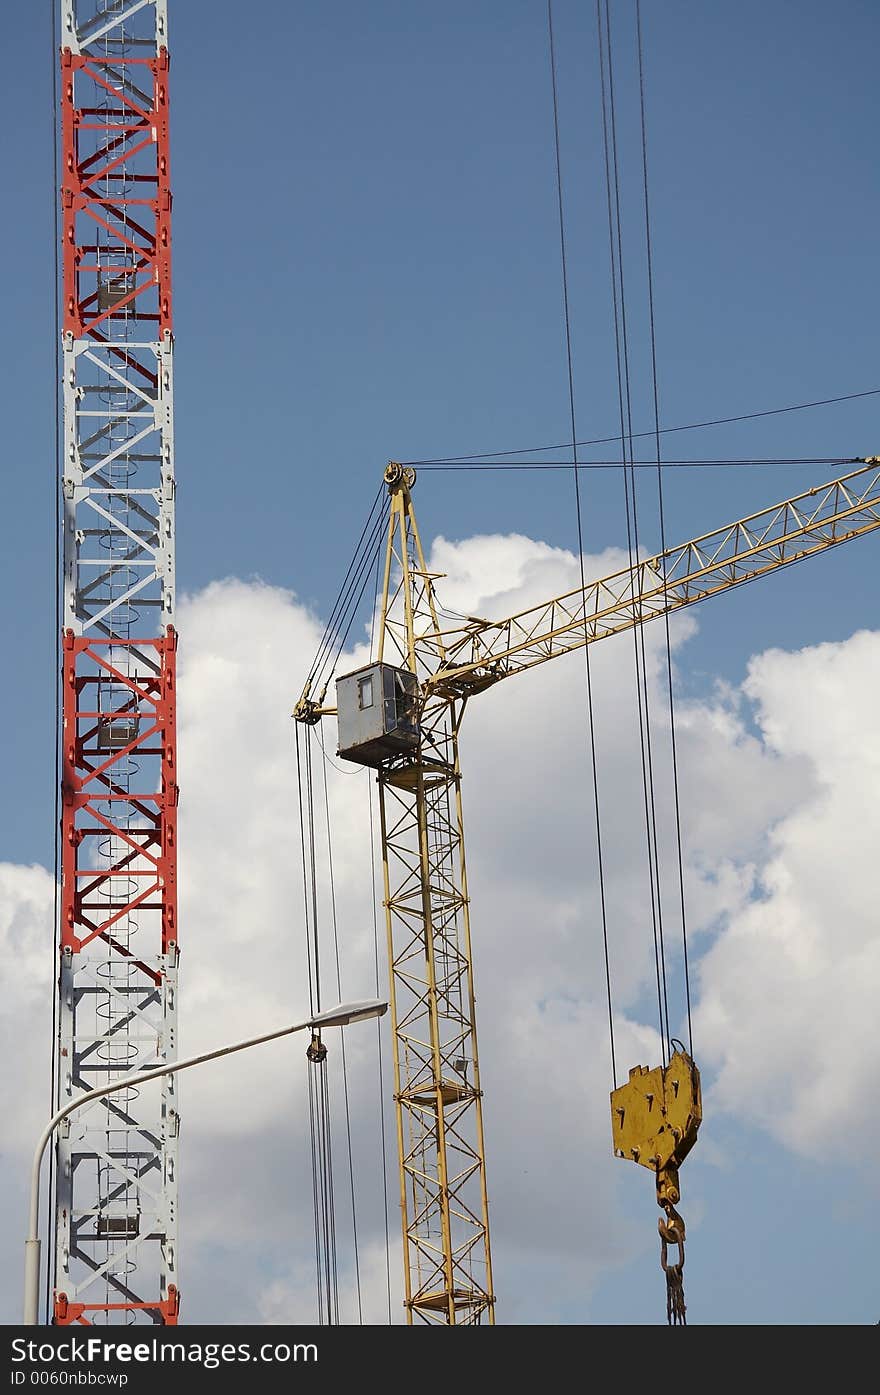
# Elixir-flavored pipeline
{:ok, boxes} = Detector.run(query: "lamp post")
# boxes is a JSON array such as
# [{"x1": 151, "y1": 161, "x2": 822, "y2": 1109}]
[{"x1": 24, "y1": 997, "x2": 387, "y2": 1325}]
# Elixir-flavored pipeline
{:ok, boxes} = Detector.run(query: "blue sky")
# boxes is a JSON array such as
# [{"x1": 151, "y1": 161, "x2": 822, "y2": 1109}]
[
  {"x1": 1, "y1": 0, "x2": 878, "y2": 1327},
  {"x1": 3, "y1": 0, "x2": 879, "y2": 866}
]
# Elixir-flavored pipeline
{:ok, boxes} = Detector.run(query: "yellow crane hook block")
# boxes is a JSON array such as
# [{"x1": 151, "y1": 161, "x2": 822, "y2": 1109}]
[{"x1": 610, "y1": 1048, "x2": 702, "y2": 1208}]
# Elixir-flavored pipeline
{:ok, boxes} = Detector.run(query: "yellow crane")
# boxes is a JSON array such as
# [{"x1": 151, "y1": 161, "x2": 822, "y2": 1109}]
[{"x1": 294, "y1": 455, "x2": 880, "y2": 1325}]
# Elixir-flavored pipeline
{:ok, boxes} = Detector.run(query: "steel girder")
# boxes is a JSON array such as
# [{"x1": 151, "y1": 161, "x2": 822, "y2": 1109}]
[
  {"x1": 55, "y1": 0, "x2": 178, "y2": 1327},
  {"x1": 427, "y1": 460, "x2": 880, "y2": 699},
  {"x1": 377, "y1": 478, "x2": 495, "y2": 1324}
]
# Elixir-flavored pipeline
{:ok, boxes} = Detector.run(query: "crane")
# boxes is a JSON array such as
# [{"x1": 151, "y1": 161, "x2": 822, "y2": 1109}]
[{"x1": 294, "y1": 454, "x2": 880, "y2": 1324}]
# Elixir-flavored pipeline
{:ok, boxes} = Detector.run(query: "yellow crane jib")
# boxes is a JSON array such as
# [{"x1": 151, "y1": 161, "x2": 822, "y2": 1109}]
[{"x1": 610, "y1": 1048, "x2": 702, "y2": 1324}]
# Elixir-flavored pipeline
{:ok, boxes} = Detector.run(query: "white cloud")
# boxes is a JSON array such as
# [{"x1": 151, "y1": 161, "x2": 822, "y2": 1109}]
[
  {"x1": 693, "y1": 629, "x2": 880, "y2": 1157},
  {"x1": 0, "y1": 863, "x2": 55, "y2": 1154},
  {"x1": 0, "y1": 863, "x2": 55, "y2": 1326},
  {"x1": 255, "y1": 1239, "x2": 405, "y2": 1326},
  {"x1": 1, "y1": 540, "x2": 878, "y2": 1323}
]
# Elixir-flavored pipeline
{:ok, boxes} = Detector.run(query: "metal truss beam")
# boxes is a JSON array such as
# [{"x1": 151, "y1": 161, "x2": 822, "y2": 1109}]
[
  {"x1": 428, "y1": 459, "x2": 880, "y2": 698},
  {"x1": 377, "y1": 477, "x2": 495, "y2": 1325},
  {"x1": 55, "y1": 0, "x2": 177, "y2": 1327}
]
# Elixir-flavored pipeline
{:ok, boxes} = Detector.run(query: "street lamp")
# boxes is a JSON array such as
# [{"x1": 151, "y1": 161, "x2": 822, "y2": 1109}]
[{"x1": 24, "y1": 997, "x2": 388, "y2": 1325}]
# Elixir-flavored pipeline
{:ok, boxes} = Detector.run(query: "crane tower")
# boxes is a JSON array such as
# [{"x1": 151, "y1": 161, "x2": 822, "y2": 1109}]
[{"x1": 53, "y1": 0, "x2": 178, "y2": 1325}]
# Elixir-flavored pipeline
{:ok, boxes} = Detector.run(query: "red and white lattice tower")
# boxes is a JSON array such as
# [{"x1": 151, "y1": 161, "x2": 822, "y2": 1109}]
[{"x1": 54, "y1": 0, "x2": 178, "y2": 1325}]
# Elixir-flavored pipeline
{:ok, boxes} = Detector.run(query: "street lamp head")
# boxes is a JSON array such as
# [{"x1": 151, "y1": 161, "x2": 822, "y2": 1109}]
[
  {"x1": 24, "y1": 996, "x2": 389, "y2": 1323},
  {"x1": 308, "y1": 998, "x2": 388, "y2": 1028}
]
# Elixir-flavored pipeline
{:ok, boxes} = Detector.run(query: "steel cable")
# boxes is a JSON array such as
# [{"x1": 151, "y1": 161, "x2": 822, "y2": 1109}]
[
  {"x1": 636, "y1": 0, "x2": 694, "y2": 1056},
  {"x1": 413, "y1": 455, "x2": 861, "y2": 471},
  {"x1": 598, "y1": 0, "x2": 670, "y2": 1064},
  {"x1": 47, "y1": 0, "x2": 62, "y2": 1324},
  {"x1": 318, "y1": 743, "x2": 364, "y2": 1323},
  {"x1": 296, "y1": 724, "x2": 342, "y2": 1323},
  {"x1": 400, "y1": 387, "x2": 880, "y2": 464},
  {"x1": 548, "y1": 0, "x2": 617, "y2": 1086},
  {"x1": 367, "y1": 529, "x2": 394, "y2": 1324},
  {"x1": 305, "y1": 484, "x2": 387, "y2": 696}
]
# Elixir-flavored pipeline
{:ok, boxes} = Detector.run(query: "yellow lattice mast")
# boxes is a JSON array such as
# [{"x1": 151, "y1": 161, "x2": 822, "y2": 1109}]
[
  {"x1": 295, "y1": 455, "x2": 880, "y2": 1323},
  {"x1": 374, "y1": 463, "x2": 495, "y2": 1324},
  {"x1": 302, "y1": 462, "x2": 495, "y2": 1323}
]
